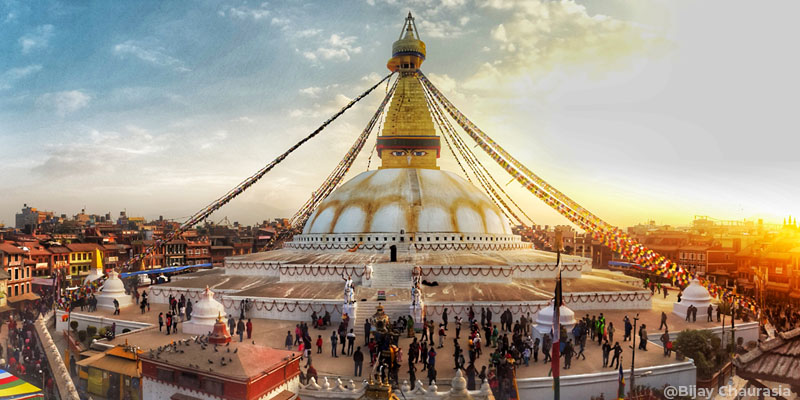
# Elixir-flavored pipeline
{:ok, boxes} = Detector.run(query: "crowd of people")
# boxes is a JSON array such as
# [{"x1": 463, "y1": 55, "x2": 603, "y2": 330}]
[{"x1": 3, "y1": 294, "x2": 57, "y2": 398}]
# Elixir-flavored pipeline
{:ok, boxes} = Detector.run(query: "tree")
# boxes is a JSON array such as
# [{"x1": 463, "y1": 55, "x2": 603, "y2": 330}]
[{"x1": 674, "y1": 329, "x2": 726, "y2": 379}]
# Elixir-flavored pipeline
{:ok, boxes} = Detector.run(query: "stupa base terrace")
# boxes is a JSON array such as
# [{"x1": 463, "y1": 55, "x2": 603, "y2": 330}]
[{"x1": 144, "y1": 244, "x2": 652, "y2": 329}]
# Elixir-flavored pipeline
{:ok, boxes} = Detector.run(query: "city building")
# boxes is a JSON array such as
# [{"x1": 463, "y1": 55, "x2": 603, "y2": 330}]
[
  {"x1": 76, "y1": 343, "x2": 143, "y2": 399},
  {"x1": 66, "y1": 243, "x2": 102, "y2": 282},
  {"x1": 164, "y1": 239, "x2": 187, "y2": 267},
  {"x1": 185, "y1": 239, "x2": 211, "y2": 266},
  {"x1": 0, "y1": 241, "x2": 35, "y2": 301}
]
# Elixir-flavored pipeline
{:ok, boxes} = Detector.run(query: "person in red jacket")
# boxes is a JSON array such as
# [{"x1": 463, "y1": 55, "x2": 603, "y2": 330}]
[
  {"x1": 246, "y1": 319, "x2": 253, "y2": 339},
  {"x1": 316, "y1": 335, "x2": 323, "y2": 354}
]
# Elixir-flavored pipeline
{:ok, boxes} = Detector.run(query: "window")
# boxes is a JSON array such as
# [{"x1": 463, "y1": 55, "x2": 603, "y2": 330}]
[
  {"x1": 201, "y1": 378, "x2": 224, "y2": 396},
  {"x1": 15, "y1": 269, "x2": 18, "y2": 280},
  {"x1": 156, "y1": 368, "x2": 174, "y2": 382},
  {"x1": 179, "y1": 372, "x2": 199, "y2": 387}
]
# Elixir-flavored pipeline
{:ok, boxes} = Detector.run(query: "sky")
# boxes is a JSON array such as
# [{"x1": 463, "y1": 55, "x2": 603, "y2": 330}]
[{"x1": 1, "y1": 0, "x2": 799, "y2": 230}]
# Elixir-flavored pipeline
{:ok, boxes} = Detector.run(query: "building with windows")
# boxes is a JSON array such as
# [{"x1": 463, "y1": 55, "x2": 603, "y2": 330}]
[
  {"x1": 0, "y1": 242, "x2": 34, "y2": 300},
  {"x1": 141, "y1": 343, "x2": 300, "y2": 400},
  {"x1": 185, "y1": 239, "x2": 211, "y2": 266},
  {"x1": 66, "y1": 243, "x2": 102, "y2": 282},
  {"x1": 164, "y1": 240, "x2": 187, "y2": 267}
]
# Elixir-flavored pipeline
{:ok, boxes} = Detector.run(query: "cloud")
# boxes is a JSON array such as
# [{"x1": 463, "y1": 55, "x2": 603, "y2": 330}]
[
  {"x1": 461, "y1": 0, "x2": 669, "y2": 93},
  {"x1": 0, "y1": 64, "x2": 41, "y2": 90},
  {"x1": 219, "y1": 3, "x2": 270, "y2": 20},
  {"x1": 417, "y1": 19, "x2": 465, "y2": 38},
  {"x1": 35, "y1": 90, "x2": 91, "y2": 116},
  {"x1": 293, "y1": 28, "x2": 322, "y2": 38},
  {"x1": 299, "y1": 87, "x2": 323, "y2": 97},
  {"x1": 113, "y1": 40, "x2": 190, "y2": 72},
  {"x1": 361, "y1": 72, "x2": 382, "y2": 82},
  {"x1": 19, "y1": 24, "x2": 54, "y2": 54},
  {"x1": 303, "y1": 34, "x2": 362, "y2": 63},
  {"x1": 231, "y1": 116, "x2": 254, "y2": 123},
  {"x1": 31, "y1": 125, "x2": 165, "y2": 178}
]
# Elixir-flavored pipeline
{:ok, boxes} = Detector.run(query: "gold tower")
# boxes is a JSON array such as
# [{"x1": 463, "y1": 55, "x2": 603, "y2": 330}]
[{"x1": 377, "y1": 12, "x2": 440, "y2": 170}]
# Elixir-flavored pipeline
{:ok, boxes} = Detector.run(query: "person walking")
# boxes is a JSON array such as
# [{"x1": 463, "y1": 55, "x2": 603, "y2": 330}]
[
  {"x1": 346, "y1": 329, "x2": 356, "y2": 356},
  {"x1": 316, "y1": 335, "x2": 323, "y2": 354},
  {"x1": 330, "y1": 330, "x2": 339, "y2": 358},
  {"x1": 707, "y1": 305, "x2": 713, "y2": 322},
  {"x1": 660, "y1": 329, "x2": 671, "y2": 357},
  {"x1": 353, "y1": 346, "x2": 364, "y2": 377},
  {"x1": 229, "y1": 316, "x2": 236, "y2": 338},
  {"x1": 158, "y1": 313, "x2": 164, "y2": 332},
  {"x1": 455, "y1": 316, "x2": 462, "y2": 339},
  {"x1": 246, "y1": 319, "x2": 253, "y2": 339},
  {"x1": 285, "y1": 331, "x2": 293, "y2": 350},
  {"x1": 113, "y1": 299, "x2": 120, "y2": 315},
  {"x1": 237, "y1": 318, "x2": 245, "y2": 342},
  {"x1": 638, "y1": 324, "x2": 648, "y2": 351},
  {"x1": 437, "y1": 324, "x2": 446, "y2": 349},
  {"x1": 624, "y1": 316, "x2": 632, "y2": 341},
  {"x1": 660, "y1": 311, "x2": 668, "y2": 330},
  {"x1": 607, "y1": 322, "x2": 615, "y2": 343},
  {"x1": 442, "y1": 308, "x2": 449, "y2": 331},
  {"x1": 364, "y1": 319, "x2": 371, "y2": 345},
  {"x1": 563, "y1": 339, "x2": 574, "y2": 369},
  {"x1": 542, "y1": 333, "x2": 551, "y2": 363},
  {"x1": 166, "y1": 313, "x2": 172, "y2": 335},
  {"x1": 602, "y1": 340, "x2": 611, "y2": 367},
  {"x1": 609, "y1": 342, "x2": 622, "y2": 368}
]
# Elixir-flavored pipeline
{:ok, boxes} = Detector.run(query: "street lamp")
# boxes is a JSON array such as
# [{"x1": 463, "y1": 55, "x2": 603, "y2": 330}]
[{"x1": 630, "y1": 313, "x2": 640, "y2": 395}]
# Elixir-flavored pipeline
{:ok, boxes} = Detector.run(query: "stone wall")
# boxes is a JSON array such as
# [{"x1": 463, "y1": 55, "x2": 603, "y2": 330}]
[{"x1": 55, "y1": 309, "x2": 152, "y2": 333}]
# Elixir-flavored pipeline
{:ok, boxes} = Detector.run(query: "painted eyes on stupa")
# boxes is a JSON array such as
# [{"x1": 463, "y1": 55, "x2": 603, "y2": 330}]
[{"x1": 389, "y1": 150, "x2": 427, "y2": 157}]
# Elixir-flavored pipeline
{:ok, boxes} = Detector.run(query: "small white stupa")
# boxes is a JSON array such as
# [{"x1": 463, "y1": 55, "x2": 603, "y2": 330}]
[
  {"x1": 96, "y1": 270, "x2": 133, "y2": 310},
  {"x1": 183, "y1": 286, "x2": 228, "y2": 335},
  {"x1": 534, "y1": 300, "x2": 576, "y2": 338},
  {"x1": 673, "y1": 278, "x2": 714, "y2": 319}
]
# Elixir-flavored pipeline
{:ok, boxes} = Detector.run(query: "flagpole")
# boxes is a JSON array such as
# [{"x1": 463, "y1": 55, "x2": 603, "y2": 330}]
[{"x1": 552, "y1": 232, "x2": 563, "y2": 400}]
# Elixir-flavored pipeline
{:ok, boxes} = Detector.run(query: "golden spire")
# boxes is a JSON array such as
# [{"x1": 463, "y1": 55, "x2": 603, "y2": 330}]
[{"x1": 378, "y1": 12, "x2": 440, "y2": 170}]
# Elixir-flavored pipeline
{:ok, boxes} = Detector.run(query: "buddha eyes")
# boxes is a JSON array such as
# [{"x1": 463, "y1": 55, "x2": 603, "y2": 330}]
[{"x1": 389, "y1": 150, "x2": 426, "y2": 156}]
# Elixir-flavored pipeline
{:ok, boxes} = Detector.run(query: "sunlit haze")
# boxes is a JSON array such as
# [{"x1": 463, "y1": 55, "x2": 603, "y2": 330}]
[{"x1": 2, "y1": 0, "x2": 798, "y2": 229}]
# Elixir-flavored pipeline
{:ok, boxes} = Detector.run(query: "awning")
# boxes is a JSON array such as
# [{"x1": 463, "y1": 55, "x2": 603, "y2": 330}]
[
  {"x1": 7, "y1": 293, "x2": 41, "y2": 303},
  {"x1": 0, "y1": 305, "x2": 14, "y2": 314},
  {"x1": 80, "y1": 355, "x2": 140, "y2": 377},
  {"x1": 31, "y1": 277, "x2": 56, "y2": 286},
  {"x1": 119, "y1": 263, "x2": 212, "y2": 278},
  {"x1": 0, "y1": 369, "x2": 43, "y2": 399}
]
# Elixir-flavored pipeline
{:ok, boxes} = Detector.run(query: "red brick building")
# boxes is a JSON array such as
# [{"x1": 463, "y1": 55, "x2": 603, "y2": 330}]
[
  {"x1": 185, "y1": 239, "x2": 211, "y2": 266},
  {"x1": 0, "y1": 242, "x2": 34, "y2": 300},
  {"x1": 141, "y1": 343, "x2": 300, "y2": 400}
]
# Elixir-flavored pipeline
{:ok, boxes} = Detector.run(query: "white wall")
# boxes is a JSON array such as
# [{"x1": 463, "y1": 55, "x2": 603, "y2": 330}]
[
  {"x1": 565, "y1": 291, "x2": 652, "y2": 311},
  {"x1": 55, "y1": 309, "x2": 151, "y2": 334},
  {"x1": 516, "y1": 360, "x2": 696, "y2": 400},
  {"x1": 647, "y1": 321, "x2": 760, "y2": 347}
]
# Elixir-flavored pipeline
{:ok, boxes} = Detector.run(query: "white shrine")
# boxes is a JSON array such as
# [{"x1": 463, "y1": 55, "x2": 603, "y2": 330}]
[
  {"x1": 672, "y1": 278, "x2": 715, "y2": 319},
  {"x1": 183, "y1": 286, "x2": 228, "y2": 335},
  {"x1": 96, "y1": 270, "x2": 133, "y2": 310}
]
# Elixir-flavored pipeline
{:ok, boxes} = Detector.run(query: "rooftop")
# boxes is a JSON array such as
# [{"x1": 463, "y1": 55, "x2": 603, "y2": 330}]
[{"x1": 140, "y1": 341, "x2": 299, "y2": 381}]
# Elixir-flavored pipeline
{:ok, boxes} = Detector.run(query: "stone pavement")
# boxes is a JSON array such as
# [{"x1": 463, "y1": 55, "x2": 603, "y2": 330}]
[{"x1": 72, "y1": 299, "x2": 684, "y2": 385}]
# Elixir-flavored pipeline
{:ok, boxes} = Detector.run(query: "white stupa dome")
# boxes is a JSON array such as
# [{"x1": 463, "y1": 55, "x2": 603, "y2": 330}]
[
  {"x1": 101, "y1": 270, "x2": 125, "y2": 294},
  {"x1": 535, "y1": 301, "x2": 576, "y2": 327},
  {"x1": 682, "y1": 278, "x2": 712, "y2": 302},
  {"x1": 192, "y1": 286, "x2": 227, "y2": 321},
  {"x1": 303, "y1": 168, "x2": 511, "y2": 235},
  {"x1": 672, "y1": 278, "x2": 714, "y2": 319}
]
